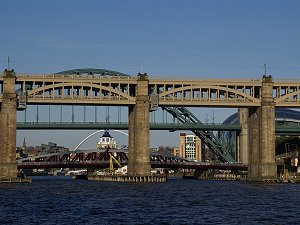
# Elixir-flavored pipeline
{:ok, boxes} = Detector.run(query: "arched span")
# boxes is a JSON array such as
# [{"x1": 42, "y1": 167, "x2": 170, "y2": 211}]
[
  {"x1": 73, "y1": 130, "x2": 128, "y2": 151},
  {"x1": 159, "y1": 85, "x2": 260, "y2": 103},
  {"x1": 27, "y1": 82, "x2": 135, "y2": 101},
  {"x1": 275, "y1": 90, "x2": 300, "y2": 104}
]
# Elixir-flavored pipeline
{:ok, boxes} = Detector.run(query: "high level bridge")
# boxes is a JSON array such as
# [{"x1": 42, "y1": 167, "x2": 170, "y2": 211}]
[{"x1": 1, "y1": 69, "x2": 300, "y2": 181}]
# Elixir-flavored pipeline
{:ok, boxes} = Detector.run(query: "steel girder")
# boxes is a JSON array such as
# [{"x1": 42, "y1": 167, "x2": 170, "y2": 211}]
[{"x1": 162, "y1": 107, "x2": 236, "y2": 162}]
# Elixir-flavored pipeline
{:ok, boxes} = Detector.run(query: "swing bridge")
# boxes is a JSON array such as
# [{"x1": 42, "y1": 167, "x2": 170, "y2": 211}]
[{"x1": 16, "y1": 148, "x2": 248, "y2": 172}]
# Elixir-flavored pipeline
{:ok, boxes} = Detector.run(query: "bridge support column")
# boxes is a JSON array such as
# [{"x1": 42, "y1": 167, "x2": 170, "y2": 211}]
[
  {"x1": 128, "y1": 105, "x2": 135, "y2": 175},
  {"x1": 238, "y1": 108, "x2": 249, "y2": 163},
  {"x1": 128, "y1": 73, "x2": 151, "y2": 176},
  {"x1": 0, "y1": 70, "x2": 17, "y2": 179},
  {"x1": 248, "y1": 75, "x2": 276, "y2": 181}
]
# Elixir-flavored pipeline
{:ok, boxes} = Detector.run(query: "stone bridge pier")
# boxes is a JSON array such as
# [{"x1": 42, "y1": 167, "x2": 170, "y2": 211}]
[
  {"x1": 247, "y1": 75, "x2": 277, "y2": 181},
  {"x1": 238, "y1": 108, "x2": 249, "y2": 164},
  {"x1": 0, "y1": 70, "x2": 17, "y2": 179},
  {"x1": 127, "y1": 73, "x2": 151, "y2": 176}
]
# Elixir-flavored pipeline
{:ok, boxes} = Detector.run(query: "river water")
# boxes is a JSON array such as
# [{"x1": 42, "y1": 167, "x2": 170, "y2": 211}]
[{"x1": 0, "y1": 176, "x2": 299, "y2": 225}]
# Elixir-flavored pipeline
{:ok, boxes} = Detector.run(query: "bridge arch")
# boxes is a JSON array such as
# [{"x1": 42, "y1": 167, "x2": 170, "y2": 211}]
[
  {"x1": 27, "y1": 83, "x2": 135, "y2": 101},
  {"x1": 275, "y1": 90, "x2": 300, "y2": 104},
  {"x1": 159, "y1": 85, "x2": 260, "y2": 103}
]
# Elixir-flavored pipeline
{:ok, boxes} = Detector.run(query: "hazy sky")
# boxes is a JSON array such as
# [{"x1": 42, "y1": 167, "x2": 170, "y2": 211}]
[{"x1": 1, "y1": 0, "x2": 300, "y2": 149}]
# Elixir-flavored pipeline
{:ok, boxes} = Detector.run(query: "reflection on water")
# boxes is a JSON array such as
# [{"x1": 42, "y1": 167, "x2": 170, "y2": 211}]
[{"x1": 0, "y1": 176, "x2": 299, "y2": 225}]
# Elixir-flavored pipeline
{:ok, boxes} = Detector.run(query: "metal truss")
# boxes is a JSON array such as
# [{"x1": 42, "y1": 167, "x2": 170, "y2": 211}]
[{"x1": 162, "y1": 107, "x2": 237, "y2": 162}]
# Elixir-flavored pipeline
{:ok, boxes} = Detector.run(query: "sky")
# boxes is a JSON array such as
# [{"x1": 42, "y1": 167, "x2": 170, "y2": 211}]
[{"x1": 1, "y1": 0, "x2": 300, "y2": 149}]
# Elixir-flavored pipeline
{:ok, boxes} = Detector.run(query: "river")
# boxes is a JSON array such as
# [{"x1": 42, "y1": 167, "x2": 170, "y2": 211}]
[{"x1": 0, "y1": 176, "x2": 299, "y2": 225}]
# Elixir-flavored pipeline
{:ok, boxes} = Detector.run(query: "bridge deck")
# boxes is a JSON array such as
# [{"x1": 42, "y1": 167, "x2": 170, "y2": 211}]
[{"x1": 1, "y1": 73, "x2": 299, "y2": 107}]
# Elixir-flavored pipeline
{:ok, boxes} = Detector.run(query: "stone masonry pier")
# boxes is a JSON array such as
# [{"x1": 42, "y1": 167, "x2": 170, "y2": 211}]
[
  {"x1": 0, "y1": 70, "x2": 17, "y2": 180},
  {"x1": 247, "y1": 75, "x2": 277, "y2": 181}
]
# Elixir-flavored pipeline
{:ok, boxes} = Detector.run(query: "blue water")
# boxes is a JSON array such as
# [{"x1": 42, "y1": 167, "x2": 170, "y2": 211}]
[{"x1": 0, "y1": 176, "x2": 299, "y2": 225}]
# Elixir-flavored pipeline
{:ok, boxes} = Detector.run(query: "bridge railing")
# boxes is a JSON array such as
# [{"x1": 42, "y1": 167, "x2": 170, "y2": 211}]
[
  {"x1": 26, "y1": 95, "x2": 129, "y2": 100},
  {"x1": 13, "y1": 73, "x2": 137, "y2": 80},
  {"x1": 274, "y1": 79, "x2": 300, "y2": 83},
  {"x1": 150, "y1": 77, "x2": 262, "y2": 83}
]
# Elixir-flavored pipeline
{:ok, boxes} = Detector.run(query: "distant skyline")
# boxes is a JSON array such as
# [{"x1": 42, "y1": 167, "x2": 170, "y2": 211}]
[{"x1": 1, "y1": 0, "x2": 300, "y2": 149}]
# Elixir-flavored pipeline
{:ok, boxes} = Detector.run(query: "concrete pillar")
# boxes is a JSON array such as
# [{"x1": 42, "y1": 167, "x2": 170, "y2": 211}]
[
  {"x1": 127, "y1": 73, "x2": 151, "y2": 176},
  {"x1": 248, "y1": 75, "x2": 277, "y2": 181},
  {"x1": 0, "y1": 70, "x2": 17, "y2": 179},
  {"x1": 238, "y1": 108, "x2": 249, "y2": 163}
]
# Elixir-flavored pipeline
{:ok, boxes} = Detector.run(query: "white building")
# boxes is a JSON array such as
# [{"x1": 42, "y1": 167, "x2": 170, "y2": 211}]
[{"x1": 96, "y1": 130, "x2": 118, "y2": 149}]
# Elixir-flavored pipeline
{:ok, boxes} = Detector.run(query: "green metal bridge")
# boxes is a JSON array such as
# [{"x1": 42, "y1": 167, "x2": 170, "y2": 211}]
[
  {"x1": 16, "y1": 121, "x2": 300, "y2": 134},
  {"x1": 16, "y1": 121, "x2": 240, "y2": 131}
]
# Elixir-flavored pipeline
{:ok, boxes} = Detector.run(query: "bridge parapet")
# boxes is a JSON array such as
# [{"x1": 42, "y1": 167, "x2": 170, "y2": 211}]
[{"x1": 11, "y1": 73, "x2": 137, "y2": 80}]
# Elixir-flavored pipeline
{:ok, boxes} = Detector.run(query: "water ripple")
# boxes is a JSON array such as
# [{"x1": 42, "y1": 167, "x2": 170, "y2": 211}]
[{"x1": 0, "y1": 177, "x2": 299, "y2": 224}]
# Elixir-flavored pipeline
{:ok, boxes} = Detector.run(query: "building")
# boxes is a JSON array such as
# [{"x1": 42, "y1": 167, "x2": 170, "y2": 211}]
[
  {"x1": 96, "y1": 130, "x2": 118, "y2": 149},
  {"x1": 16, "y1": 137, "x2": 28, "y2": 159},
  {"x1": 16, "y1": 138, "x2": 69, "y2": 158},
  {"x1": 172, "y1": 147, "x2": 180, "y2": 157},
  {"x1": 34, "y1": 142, "x2": 69, "y2": 154},
  {"x1": 176, "y1": 133, "x2": 202, "y2": 161}
]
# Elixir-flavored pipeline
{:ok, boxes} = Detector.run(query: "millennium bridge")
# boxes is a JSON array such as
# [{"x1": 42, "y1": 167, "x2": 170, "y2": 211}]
[{"x1": 1, "y1": 69, "x2": 300, "y2": 181}]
